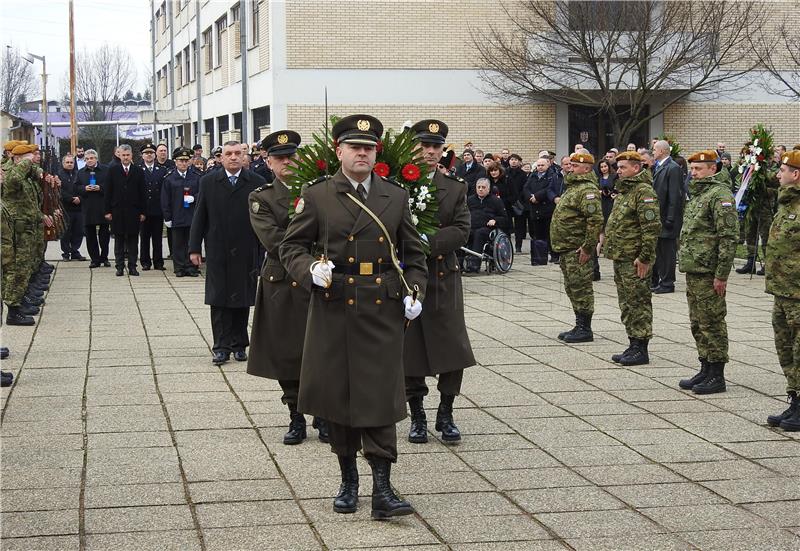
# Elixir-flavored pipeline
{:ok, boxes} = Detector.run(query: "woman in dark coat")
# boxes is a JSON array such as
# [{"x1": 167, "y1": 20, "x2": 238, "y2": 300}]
[
  {"x1": 521, "y1": 159, "x2": 558, "y2": 265},
  {"x1": 487, "y1": 161, "x2": 515, "y2": 236},
  {"x1": 77, "y1": 150, "x2": 110, "y2": 267}
]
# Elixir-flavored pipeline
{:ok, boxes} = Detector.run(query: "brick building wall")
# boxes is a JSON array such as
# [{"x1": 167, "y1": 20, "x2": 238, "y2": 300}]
[
  {"x1": 287, "y1": 103, "x2": 557, "y2": 160},
  {"x1": 664, "y1": 103, "x2": 800, "y2": 154}
]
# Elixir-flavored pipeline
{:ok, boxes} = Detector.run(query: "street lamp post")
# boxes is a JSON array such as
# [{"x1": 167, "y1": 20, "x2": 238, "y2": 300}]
[{"x1": 23, "y1": 52, "x2": 48, "y2": 150}]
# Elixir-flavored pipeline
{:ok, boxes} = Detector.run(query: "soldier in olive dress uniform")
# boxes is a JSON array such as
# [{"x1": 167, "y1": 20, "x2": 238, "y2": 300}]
[
  {"x1": 403, "y1": 119, "x2": 475, "y2": 445},
  {"x1": 247, "y1": 130, "x2": 328, "y2": 445},
  {"x1": 280, "y1": 115, "x2": 428, "y2": 520}
]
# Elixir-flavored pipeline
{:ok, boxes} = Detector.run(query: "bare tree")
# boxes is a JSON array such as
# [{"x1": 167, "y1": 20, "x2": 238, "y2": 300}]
[
  {"x1": 751, "y1": 20, "x2": 800, "y2": 99},
  {"x1": 0, "y1": 46, "x2": 39, "y2": 113},
  {"x1": 67, "y1": 44, "x2": 137, "y2": 145},
  {"x1": 473, "y1": 1, "x2": 766, "y2": 147}
]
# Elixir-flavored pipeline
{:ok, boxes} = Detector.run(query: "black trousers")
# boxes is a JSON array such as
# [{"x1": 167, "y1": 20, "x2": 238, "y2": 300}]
[
  {"x1": 85, "y1": 224, "x2": 110, "y2": 263},
  {"x1": 60, "y1": 210, "x2": 84, "y2": 257},
  {"x1": 514, "y1": 214, "x2": 528, "y2": 249},
  {"x1": 468, "y1": 227, "x2": 493, "y2": 270},
  {"x1": 171, "y1": 226, "x2": 191, "y2": 274},
  {"x1": 406, "y1": 370, "x2": 464, "y2": 400},
  {"x1": 166, "y1": 227, "x2": 173, "y2": 257},
  {"x1": 113, "y1": 233, "x2": 139, "y2": 269},
  {"x1": 328, "y1": 422, "x2": 397, "y2": 462},
  {"x1": 278, "y1": 379, "x2": 299, "y2": 406},
  {"x1": 528, "y1": 215, "x2": 551, "y2": 260},
  {"x1": 210, "y1": 306, "x2": 250, "y2": 354},
  {"x1": 653, "y1": 237, "x2": 677, "y2": 289},
  {"x1": 140, "y1": 216, "x2": 164, "y2": 268}
]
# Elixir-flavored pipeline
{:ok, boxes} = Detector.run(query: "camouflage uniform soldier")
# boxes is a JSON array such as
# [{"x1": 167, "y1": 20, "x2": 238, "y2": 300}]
[
  {"x1": 604, "y1": 151, "x2": 662, "y2": 365},
  {"x1": 765, "y1": 149, "x2": 800, "y2": 431},
  {"x1": 677, "y1": 150, "x2": 738, "y2": 395},
  {"x1": 550, "y1": 151, "x2": 604, "y2": 342}
]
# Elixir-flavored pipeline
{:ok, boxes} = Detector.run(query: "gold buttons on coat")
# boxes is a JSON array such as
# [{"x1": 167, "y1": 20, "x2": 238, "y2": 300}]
[
  {"x1": 347, "y1": 298, "x2": 355, "y2": 305},
  {"x1": 378, "y1": 236, "x2": 385, "y2": 243},
  {"x1": 375, "y1": 299, "x2": 382, "y2": 305},
  {"x1": 324, "y1": 292, "x2": 330, "y2": 298},
  {"x1": 348, "y1": 257, "x2": 355, "y2": 263},
  {"x1": 291, "y1": 281, "x2": 298, "y2": 287},
  {"x1": 377, "y1": 257, "x2": 383, "y2": 263},
  {"x1": 348, "y1": 277, "x2": 355, "y2": 284},
  {"x1": 269, "y1": 276, "x2": 274, "y2": 281},
  {"x1": 437, "y1": 255, "x2": 444, "y2": 260},
  {"x1": 438, "y1": 271, "x2": 444, "y2": 277},
  {"x1": 375, "y1": 277, "x2": 382, "y2": 284},
  {"x1": 348, "y1": 235, "x2": 354, "y2": 241}
]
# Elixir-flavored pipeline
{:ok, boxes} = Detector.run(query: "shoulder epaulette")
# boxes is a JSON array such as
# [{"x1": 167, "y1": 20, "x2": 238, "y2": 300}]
[
  {"x1": 381, "y1": 176, "x2": 403, "y2": 188},
  {"x1": 309, "y1": 175, "x2": 331, "y2": 186},
  {"x1": 443, "y1": 173, "x2": 466, "y2": 184},
  {"x1": 253, "y1": 183, "x2": 273, "y2": 193},
  {"x1": 164, "y1": 169, "x2": 174, "y2": 178}
]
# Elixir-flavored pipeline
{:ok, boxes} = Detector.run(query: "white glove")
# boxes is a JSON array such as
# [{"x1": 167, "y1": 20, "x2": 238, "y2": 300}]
[
  {"x1": 311, "y1": 260, "x2": 335, "y2": 288},
  {"x1": 184, "y1": 195, "x2": 195, "y2": 204},
  {"x1": 164, "y1": 220, "x2": 173, "y2": 228},
  {"x1": 404, "y1": 295, "x2": 422, "y2": 320}
]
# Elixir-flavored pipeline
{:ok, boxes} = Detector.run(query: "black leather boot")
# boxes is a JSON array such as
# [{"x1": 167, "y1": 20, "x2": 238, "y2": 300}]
[
  {"x1": 1, "y1": 371, "x2": 13, "y2": 387},
  {"x1": 562, "y1": 312, "x2": 593, "y2": 343},
  {"x1": 6, "y1": 306, "x2": 34, "y2": 326},
  {"x1": 407, "y1": 396, "x2": 428, "y2": 443},
  {"x1": 1, "y1": 347, "x2": 9, "y2": 360},
  {"x1": 768, "y1": 393, "x2": 799, "y2": 427},
  {"x1": 692, "y1": 362, "x2": 726, "y2": 394},
  {"x1": 736, "y1": 256, "x2": 755, "y2": 274},
  {"x1": 283, "y1": 403, "x2": 307, "y2": 445},
  {"x1": 756, "y1": 264, "x2": 765, "y2": 276},
  {"x1": 435, "y1": 394, "x2": 461, "y2": 443},
  {"x1": 313, "y1": 417, "x2": 330, "y2": 443},
  {"x1": 612, "y1": 337, "x2": 634, "y2": 363},
  {"x1": 679, "y1": 358, "x2": 709, "y2": 390},
  {"x1": 18, "y1": 302, "x2": 39, "y2": 316},
  {"x1": 368, "y1": 458, "x2": 414, "y2": 520},
  {"x1": 23, "y1": 294, "x2": 43, "y2": 307},
  {"x1": 780, "y1": 399, "x2": 800, "y2": 431},
  {"x1": 619, "y1": 338, "x2": 650, "y2": 366},
  {"x1": 558, "y1": 312, "x2": 579, "y2": 341},
  {"x1": 333, "y1": 455, "x2": 359, "y2": 513}
]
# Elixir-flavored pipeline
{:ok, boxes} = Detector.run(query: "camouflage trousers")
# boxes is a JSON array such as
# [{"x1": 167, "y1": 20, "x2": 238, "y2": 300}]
[
  {"x1": 1, "y1": 216, "x2": 36, "y2": 306},
  {"x1": 744, "y1": 208, "x2": 772, "y2": 257},
  {"x1": 773, "y1": 296, "x2": 800, "y2": 394},
  {"x1": 559, "y1": 251, "x2": 594, "y2": 315},
  {"x1": 613, "y1": 259, "x2": 653, "y2": 339},
  {"x1": 685, "y1": 273, "x2": 728, "y2": 363}
]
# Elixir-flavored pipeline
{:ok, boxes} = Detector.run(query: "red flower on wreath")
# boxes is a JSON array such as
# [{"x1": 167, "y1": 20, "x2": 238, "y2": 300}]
[
  {"x1": 757, "y1": 154, "x2": 765, "y2": 161},
  {"x1": 316, "y1": 159, "x2": 327, "y2": 171},
  {"x1": 401, "y1": 163, "x2": 421, "y2": 182},
  {"x1": 373, "y1": 162, "x2": 390, "y2": 177}
]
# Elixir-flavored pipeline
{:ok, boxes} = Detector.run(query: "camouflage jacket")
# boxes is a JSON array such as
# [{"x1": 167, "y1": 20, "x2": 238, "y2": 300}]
[
  {"x1": 766, "y1": 182, "x2": 800, "y2": 299},
  {"x1": 2, "y1": 159, "x2": 41, "y2": 223},
  {"x1": 604, "y1": 170, "x2": 661, "y2": 262},
  {"x1": 678, "y1": 172, "x2": 738, "y2": 279},
  {"x1": 549, "y1": 172, "x2": 603, "y2": 253}
]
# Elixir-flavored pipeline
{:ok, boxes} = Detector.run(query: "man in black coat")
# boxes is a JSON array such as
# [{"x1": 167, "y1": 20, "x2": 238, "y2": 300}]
[
  {"x1": 58, "y1": 153, "x2": 86, "y2": 261},
  {"x1": 161, "y1": 147, "x2": 201, "y2": 277},
  {"x1": 138, "y1": 143, "x2": 167, "y2": 270},
  {"x1": 104, "y1": 144, "x2": 146, "y2": 276},
  {"x1": 466, "y1": 178, "x2": 508, "y2": 272},
  {"x1": 506, "y1": 153, "x2": 528, "y2": 252},
  {"x1": 651, "y1": 139, "x2": 685, "y2": 293},
  {"x1": 456, "y1": 149, "x2": 487, "y2": 195},
  {"x1": 189, "y1": 141, "x2": 265, "y2": 365},
  {"x1": 77, "y1": 149, "x2": 111, "y2": 267},
  {"x1": 522, "y1": 158, "x2": 559, "y2": 266}
]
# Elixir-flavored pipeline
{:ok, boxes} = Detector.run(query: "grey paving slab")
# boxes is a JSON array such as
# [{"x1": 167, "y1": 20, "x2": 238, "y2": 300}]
[
  {"x1": 203, "y1": 525, "x2": 320, "y2": 551},
  {"x1": 0, "y1": 535, "x2": 81, "y2": 550},
  {"x1": 84, "y1": 504, "x2": 195, "y2": 534},
  {"x1": 84, "y1": 530, "x2": 202, "y2": 551}
]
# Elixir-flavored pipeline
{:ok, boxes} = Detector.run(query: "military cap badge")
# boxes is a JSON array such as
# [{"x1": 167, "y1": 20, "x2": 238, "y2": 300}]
[
  {"x1": 428, "y1": 122, "x2": 439, "y2": 133},
  {"x1": 278, "y1": 134, "x2": 289, "y2": 145},
  {"x1": 357, "y1": 119, "x2": 371, "y2": 131}
]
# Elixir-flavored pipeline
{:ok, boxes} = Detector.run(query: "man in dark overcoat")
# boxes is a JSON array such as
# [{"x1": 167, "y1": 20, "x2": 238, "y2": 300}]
[
  {"x1": 651, "y1": 139, "x2": 685, "y2": 293},
  {"x1": 246, "y1": 130, "x2": 328, "y2": 445},
  {"x1": 138, "y1": 142, "x2": 167, "y2": 271},
  {"x1": 161, "y1": 147, "x2": 201, "y2": 277},
  {"x1": 403, "y1": 120, "x2": 475, "y2": 445},
  {"x1": 77, "y1": 149, "x2": 110, "y2": 267},
  {"x1": 280, "y1": 115, "x2": 428, "y2": 520},
  {"x1": 189, "y1": 141, "x2": 264, "y2": 365},
  {"x1": 104, "y1": 143, "x2": 146, "y2": 276}
]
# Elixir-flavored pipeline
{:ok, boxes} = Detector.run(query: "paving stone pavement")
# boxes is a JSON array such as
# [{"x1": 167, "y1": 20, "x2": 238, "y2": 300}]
[{"x1": 2, "y1": 252, "x2": 800, "y2": 551}]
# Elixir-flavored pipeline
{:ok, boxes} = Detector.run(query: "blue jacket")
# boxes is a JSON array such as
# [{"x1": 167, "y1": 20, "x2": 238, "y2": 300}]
[
  {"x1": 161, "y1": 167, "x2": 201, "y2": 228},
  {"x1": 139, "y1": 163, "x2": 168, "y2": 217}
]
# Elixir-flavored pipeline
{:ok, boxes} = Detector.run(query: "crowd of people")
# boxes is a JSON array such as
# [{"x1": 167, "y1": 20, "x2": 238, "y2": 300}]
[{"x1": 2, "y1": 119, "x2": 799, "y2": 521}]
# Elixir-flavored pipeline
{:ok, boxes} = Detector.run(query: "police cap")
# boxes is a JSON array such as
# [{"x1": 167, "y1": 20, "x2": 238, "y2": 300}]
[
  {"x1": 411, "y1": 119, "x2": 448, "y2": 145},
  {"x1": 332, "y1": 114, "x2": 383, "y2": 146},
  {"x1": 141, "y1": 142, "x2": 156, "y2": 153},
  {"x1": 173, "y1": 147, "x2": 192, "y2": 160},
  {"x1": 261, "y1": 130, "x2": 301, "y2": 156}
]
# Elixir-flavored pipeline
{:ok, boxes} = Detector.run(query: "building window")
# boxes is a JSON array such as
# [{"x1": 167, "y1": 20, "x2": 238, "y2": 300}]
[
  {"x1": 217, "y1": 114, "x2": 229, "y2": 145},
  {"x1": 215, "y1": 15, "x2": 228, "y2": 67},
  {"x1": 188, "y1": 41, "x2": 195, "y2": 81},
  {"x1": 568, "y1": 1, "x2": 647, "y2": 32},
  {"x1": 202, "y1": 28, "x2": 213, "y2": 73},
  {"x1": 252, "y1": 106, "x2": 270, "y2": 133},
  {"x1": 233, "y1": 112, "x2": 242, "y2": 131},
  {"x1": 250, "y1": 0, "x2": 260, "y2": 46},
  {"x1": 231, "y1": 3, "x2": 240, "y2": 23},
  {"x1": 175, "y1": 52, "x2": 183, "y2": 88}
]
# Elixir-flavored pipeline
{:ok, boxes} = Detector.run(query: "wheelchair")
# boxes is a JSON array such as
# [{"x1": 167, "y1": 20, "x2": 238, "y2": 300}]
[{"x1": 460, "y1": 229, "x2": 514, "y2": 274}]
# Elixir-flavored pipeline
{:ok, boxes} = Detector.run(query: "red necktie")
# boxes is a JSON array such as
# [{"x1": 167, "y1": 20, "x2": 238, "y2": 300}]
[{"x1": 124, "y1": 166, "x2": 129, "y2": 176}]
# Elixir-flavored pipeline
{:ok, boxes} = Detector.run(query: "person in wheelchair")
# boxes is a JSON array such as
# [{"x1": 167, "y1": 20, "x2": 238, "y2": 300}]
[{"x1": 466, "y1": 178, "x2": 508, "y2": 273}]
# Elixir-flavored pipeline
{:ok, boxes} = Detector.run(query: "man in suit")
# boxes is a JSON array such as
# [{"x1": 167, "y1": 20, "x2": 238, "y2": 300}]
[
  {"x1": 246, "y1": 130, "x2": 328, "y2": 445},
  {"x1": 138, "y1": 143, "x2": 167, "y2": 270},
  {"x1": 189, "y1": 141, "x2": 265, "y2": 365},
  {"x1": 280, "y1": 115, "x2": 427, "y2": 519},
  {"x1": 456, "y1": 149, "x2": 487, "y2": 195},
  {"x1": 651, "y1": 139, "x2": 685, "y2": 293},
  {"x1": 404, "y1": 119, "x2": 475, "y2": 445},
  {"x1": 77, "y1": 149, "x2": 111, "y2": 268},
  {"x1": 104, "y1": 144, "x2": 146, "y2": 276}
]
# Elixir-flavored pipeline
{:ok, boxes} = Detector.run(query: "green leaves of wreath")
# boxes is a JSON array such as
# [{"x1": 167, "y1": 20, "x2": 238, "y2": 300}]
[
  {"x1": 286, "y1": 117, "x2": 438, "y2": 251},
  {"x1": 739, "y1": 124, "x2": 775, "y2": 229}
]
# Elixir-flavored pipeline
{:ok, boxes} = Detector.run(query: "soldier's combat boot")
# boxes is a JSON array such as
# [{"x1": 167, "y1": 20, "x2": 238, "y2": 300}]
[
  {"x1": 368, "y1": 458, "x2": 414, "y2": 520},
  {"x1": 679, "y1": 358, "x2": 709, "y2": 390},
  {"x1": 435, "y1": 394, "x2": 461, "y2": 443},
  {"x1": 39, "y1": 261, "x2": 54, "y2": 274},
  {"x1": 1, "y1": 371, "x2": 13, "y2": 387},
  {"x1": 313, "y1": 417, "x2": 330, "y2": 443},
  {"x1": 333, "y1": 454, "x2": 359, "y2": 513},
  {"x1": 756, "y1": 264, "x2": 765, "y2": 276},
  {"x1": 767, "y1": 392, "x2": 798, "y2": 427},
  {"x1": 23, "y1": 294, "x2": 43, "y2": 307},
  {"x1": 558, "y1": 312, "x2": 580, "y2": 341},
  {"x1": 283, "y1": 403, "x2": 307, "y2": 445},
  {"x1": 779, "y1": 400, "x2": 800, "y2": 431},
  {"x1": 692, "y1": 362, "x2": 726, "y2": 394},
  {"x1": 612, "y1": 337, "x2": 635, "y2": 363},
  {"x1": 5, "y1": 306, "x2": 34, "y2": 326},
  {"x1": 736, "y1": 256, "x2": 755, "y2": 274},
  {"x1": 619, "y1": 338, "x2": 650, "y2": 366},
  {"x1": 407, "y1": 396, "x2": 428, "y2": 443},
  {"x1": 1, "y1": 347, "x2": 9, "y2": 360},
  {"x1": 18, "y1": 303, "x2": 39, "y2": 317},
  {"x1": 562, "y1": 312, "x2": 593, "y2": 343}
]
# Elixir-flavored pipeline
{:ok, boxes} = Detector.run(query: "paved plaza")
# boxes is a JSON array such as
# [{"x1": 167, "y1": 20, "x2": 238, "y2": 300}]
[{"x1": 2, "y1": 249, "x2": 800, "y2": 551}]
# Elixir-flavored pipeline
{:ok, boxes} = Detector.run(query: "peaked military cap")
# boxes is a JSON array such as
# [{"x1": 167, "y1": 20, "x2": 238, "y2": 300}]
[
  {"x1": 261, "y1": 130, "x2": 301, "y2": 156},
  {"x1": 570, "y1": 151, "x2": 596, "y2": 164},
  {"x1": 141, "y1": 142, "x2": 156, "y2": 153},
  {"x1": 411, "y1": 119, "x2": 448, "y2": 145},
  {"x1": 332, "y1": 114, "x2": 383, "y2": 146},
  {"x1": 614, "y1": 151, "x2": 643, "y2": 163},
  {"x1": 781, "y1": 150, "x2": 800, "y2": 170},
  {"x1": 173, "y1": 147, "x2": 192, "y2": 160},
  {"x1": 687, "y1": 150, "x2": 718, "y2": 163}
]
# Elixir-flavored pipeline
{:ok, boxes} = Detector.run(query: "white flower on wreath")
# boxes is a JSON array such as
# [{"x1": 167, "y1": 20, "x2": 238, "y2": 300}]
[
  {"x1": 408, "y1": 197, "x2": 414, "y2": 206},
  {"x1": 753, "y1": 138, "x2": 759, "y2": 147},
  {"x1": 754, "y1": 147, "x2": 763, "y2": 155},
  {"x1": 753, "y1": 164, "x2": 761, "y2": 172},
  {"x1": 738, "y1": 165, "x2": 744, "y2": 174},
  {"x1": 416, "y1": 201, "x2": 427, "y2": 212},
  {"x1": 411, "y1": 214, "x2": 419, "y2": 225}
]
